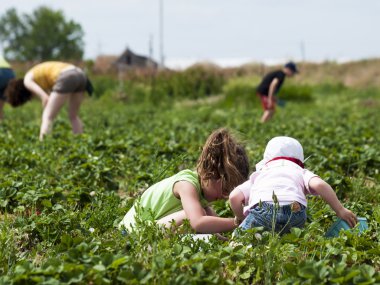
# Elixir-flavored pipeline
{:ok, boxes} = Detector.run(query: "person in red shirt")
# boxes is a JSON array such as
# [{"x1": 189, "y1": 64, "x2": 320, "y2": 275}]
[{"x1": 256, "y1": 62, "x2": 298, "y2": 123}]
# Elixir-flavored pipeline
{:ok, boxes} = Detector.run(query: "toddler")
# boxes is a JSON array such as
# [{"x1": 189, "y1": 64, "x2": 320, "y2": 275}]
[{"x1": 230, "y1": 136, "x2": 357, "y2": 234}]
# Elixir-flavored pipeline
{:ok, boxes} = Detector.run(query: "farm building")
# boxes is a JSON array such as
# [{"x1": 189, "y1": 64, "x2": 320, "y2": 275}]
[{"x1": 114, "y1": 47, "x2": 158, "y2": 70}]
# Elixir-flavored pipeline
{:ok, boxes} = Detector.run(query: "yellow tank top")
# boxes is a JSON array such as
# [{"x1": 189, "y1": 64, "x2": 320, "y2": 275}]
[{"x1": 29, "y1": 61, "x2": 72, "y2": 92}]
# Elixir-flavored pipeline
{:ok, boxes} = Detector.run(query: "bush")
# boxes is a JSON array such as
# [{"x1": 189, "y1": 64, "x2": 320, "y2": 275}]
[
  {"x1": 314, "y1": 82, "x2": 347, "y2": 94},
  {"x1": 222, "y1": 77, "x2": 261, "y2": 108},
  {"x1": 89, "y1": 66, "x2": 226, "y2": 104},
  {"x1": 150, "y1": 66, "x2": 225, "y2": 101},
  {"x1": 91, "y1": 75, "x2": 118, "y2": 98},
  {"x1": 277, "y1": 84, "x2": 313, "y2": 102}
]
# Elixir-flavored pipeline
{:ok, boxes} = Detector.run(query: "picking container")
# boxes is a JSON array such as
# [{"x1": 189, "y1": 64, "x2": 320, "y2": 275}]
[
  {"x1": 277, "y1": 98, "x2": 286, "y2": 107},
  {"x1": 325, "y1": 217, "x2": 368, "y2": 237}
]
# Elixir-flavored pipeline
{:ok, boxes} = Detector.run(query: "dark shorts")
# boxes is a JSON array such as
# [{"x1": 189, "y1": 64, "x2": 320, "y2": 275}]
[
  {"x1": 0, "y1": 68, "x2": 16, "y2": 100},
  {"x1": 257, "y1": 92, "x2": 276, "y2": 111},
  {"x1": 53, "y1": 68, "x2": 87, "y2": 94}
]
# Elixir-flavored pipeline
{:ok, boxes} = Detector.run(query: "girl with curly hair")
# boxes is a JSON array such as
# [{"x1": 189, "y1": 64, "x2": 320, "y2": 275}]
[{"x1": 119, "y1": 128, "x2": 250, "y2": 233}]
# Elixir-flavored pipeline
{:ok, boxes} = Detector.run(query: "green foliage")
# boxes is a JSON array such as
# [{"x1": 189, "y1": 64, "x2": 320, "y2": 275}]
[
  {"x1": 222, "y1": 76, "x2": 261, "y2": 108},
  {"x1": 90, "y1": 75, "x2": 119, "y2": 98},
  {"x1": 0, "y1": 78, "x2": 379, "y2": 283},
  {"x1": 314, "y1": 82, "x2": 347, "y2": 94},
  {"x1": 0, "y1": 6, "x2": 84, "y2": 61},
  {"x1": 90, "y1": 66, "x2": 225, "y2": 103},
  {"x1": 144, "y1": 66, "x2": 225, "y2": 102},
  {"x1": 278, "y1": 84, "x2": 313, "y2": 101},
  {"x1": 222, "y1": 78, "x2": 313, "y2": 109}
]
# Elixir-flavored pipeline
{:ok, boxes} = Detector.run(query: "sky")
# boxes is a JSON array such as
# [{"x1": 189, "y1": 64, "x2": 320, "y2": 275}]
[{"x1": 1, "y1": 0, "x2": 380, "y2": 68}]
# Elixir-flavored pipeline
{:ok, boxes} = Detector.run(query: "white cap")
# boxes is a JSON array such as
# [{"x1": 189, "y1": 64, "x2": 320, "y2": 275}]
[{"x1": 256, "y1": 136, "x2": 304, "y2": 170}]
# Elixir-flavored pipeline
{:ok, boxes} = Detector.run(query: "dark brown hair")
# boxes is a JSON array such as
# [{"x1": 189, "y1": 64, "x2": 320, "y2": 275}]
[
  {"x1": 4, "y1": 79, "x2": 32, "y2": 107},
  {"x1": 197, "y1": 128, "x2": 250, "y2": 196}
]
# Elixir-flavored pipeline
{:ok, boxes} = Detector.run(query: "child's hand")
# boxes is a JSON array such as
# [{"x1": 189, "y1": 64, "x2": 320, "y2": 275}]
[{"x1": 337, "y1": 208, "x2": 357, "y2": 228}]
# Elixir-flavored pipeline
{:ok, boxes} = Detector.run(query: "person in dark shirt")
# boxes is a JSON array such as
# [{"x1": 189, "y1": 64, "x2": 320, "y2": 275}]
[
  {"x1": 0, "y1": 55, "x2": 16, "y2": 120},
  {"x1": 256, "y1": 62, "x2": 298, "y2": 122}
]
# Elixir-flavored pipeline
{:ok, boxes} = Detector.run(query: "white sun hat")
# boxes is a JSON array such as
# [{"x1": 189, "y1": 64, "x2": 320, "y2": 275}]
[{"x1": 256, "y1": 136, "x2": 304, "y2": 170}]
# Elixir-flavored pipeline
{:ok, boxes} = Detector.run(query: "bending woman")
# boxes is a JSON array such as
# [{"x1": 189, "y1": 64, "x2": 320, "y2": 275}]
[
  {"x1": 0, "y1": 55, "x2": 16, "y2": 120},
  {"x1": 5, "y1": 61, "x2": 93, "y2": 140}
]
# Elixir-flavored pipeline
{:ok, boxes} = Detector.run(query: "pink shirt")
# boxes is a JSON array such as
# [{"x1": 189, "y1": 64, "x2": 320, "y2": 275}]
[{"x1": 235, "y1": 159, "x2": 319, "y2": 216}]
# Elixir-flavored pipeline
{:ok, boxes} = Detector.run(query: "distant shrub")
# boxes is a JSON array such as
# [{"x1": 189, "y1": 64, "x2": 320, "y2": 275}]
[
  {"x1": 278, "y1": 84, "x2": 313, "y2": 102},
  {"x1": 222, "y1": 77, "x2": 261, "y2": 107},
  {"x1": 121, "y1": 82, "x2": 152, "y2": 104},
  {"x1": 314, "y1": 82, "x2": 347, "y2": 94},
  {"x1": 151, "y1": 66, "x2": 225, "y2": 100},
  {"x1": 91, "y1": 75, "x2": 118, "y2": 98},
  {"x1": 90, "y1": 66, "x2": 226, "y2": 104}
]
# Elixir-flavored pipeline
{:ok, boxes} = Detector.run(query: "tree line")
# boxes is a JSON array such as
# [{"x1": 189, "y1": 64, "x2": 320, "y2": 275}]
[{"x1": 0, "y1": 6, "x2": 84, "y2": 61}]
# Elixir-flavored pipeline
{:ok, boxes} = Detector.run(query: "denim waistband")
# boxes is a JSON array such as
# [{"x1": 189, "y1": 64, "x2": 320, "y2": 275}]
[{"x1": 253, "y1": 201, "x2": 305, "y2": 214}]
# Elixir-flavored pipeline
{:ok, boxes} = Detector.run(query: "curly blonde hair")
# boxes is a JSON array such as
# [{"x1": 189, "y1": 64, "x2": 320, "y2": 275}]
[{"x1": 197, "y1": 128, "x2": 249, "y2": 197}]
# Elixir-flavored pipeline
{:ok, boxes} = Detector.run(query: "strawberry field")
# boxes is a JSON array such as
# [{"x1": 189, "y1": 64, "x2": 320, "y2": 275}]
[{"x1": 0, "y1": 72, "x2": 379, "y2": 284}]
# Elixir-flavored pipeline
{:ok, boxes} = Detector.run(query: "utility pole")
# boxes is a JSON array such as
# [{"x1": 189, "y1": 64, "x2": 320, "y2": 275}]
[
  {"x1": 300, "y1": 40, "x2": 306, "y2": 62},
  {"x1": 148, "y1": 34, "x2": 156, "y2": 70},
  {"x1": 159, "y1": 0, "x2": 165, "y2": 68},
  {"x1": 149, "y1": 34, "x2": 153, "y2": 63}
]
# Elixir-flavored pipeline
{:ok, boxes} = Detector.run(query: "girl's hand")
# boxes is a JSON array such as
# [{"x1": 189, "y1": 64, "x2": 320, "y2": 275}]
[{"x1": 337, "y1": 208, "x2": 357, "y2": 228}]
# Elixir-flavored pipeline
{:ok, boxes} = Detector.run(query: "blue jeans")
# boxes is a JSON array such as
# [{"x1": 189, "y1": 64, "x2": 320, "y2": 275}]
[{"x1": 239, "y1": 202, "x2": 306, "y2": 234}]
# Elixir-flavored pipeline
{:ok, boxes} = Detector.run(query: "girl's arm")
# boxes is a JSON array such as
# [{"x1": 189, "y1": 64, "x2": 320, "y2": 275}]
[
  {"x1": 157, "y1": 206, "x2": 217, "y2": 227},
  {"x1": 157, "y1": 206, "x2": 230, "y2": 240},
  {"x1": 24, "y1": 71, "x2": 49, "y2": 107},
  {"x1": 157, "y1": 210, "x2": 187, "y2": 228},
  {"x1": 229, "y1": 188, "x2": 246, "y2": 222},
  {"x1": 309, "y1": 177, "x2": 357, "y2": 227},
  {"x1": 174, "y1": 181, "x2": 235, "y2": 233}
]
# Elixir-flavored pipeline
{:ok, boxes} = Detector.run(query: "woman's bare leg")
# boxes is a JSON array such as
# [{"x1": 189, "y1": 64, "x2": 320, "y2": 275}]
[
  {"x1": 68, "y1": 92, "x2": 85, "y2": 134},
  {"x1": 40, "y1": 92, "x2": 67, "y2": 140}
]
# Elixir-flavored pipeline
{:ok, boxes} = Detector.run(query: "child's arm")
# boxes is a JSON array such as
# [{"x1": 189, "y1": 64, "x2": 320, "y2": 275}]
[
  {"x1": 157, "y1": 210, "x2": 187, "y2": 227},
  {"x1": 309, "y1": 177, "x2": 357, "y2": 227},
  {"x1": 267, "y1": 78, "x2": 279, "y2": 108},
  {"x1": 229, "y1": 188, "x2": 246, "y2": 222},
  {"x1": 174, "y1": 181, "x2": 235, "y2": 233}
]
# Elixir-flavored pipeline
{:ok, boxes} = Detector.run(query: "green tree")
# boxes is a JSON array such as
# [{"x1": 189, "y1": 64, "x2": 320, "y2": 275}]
[{"x1": 0, "y1": 6, "x2": 84, "y2": 61}]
